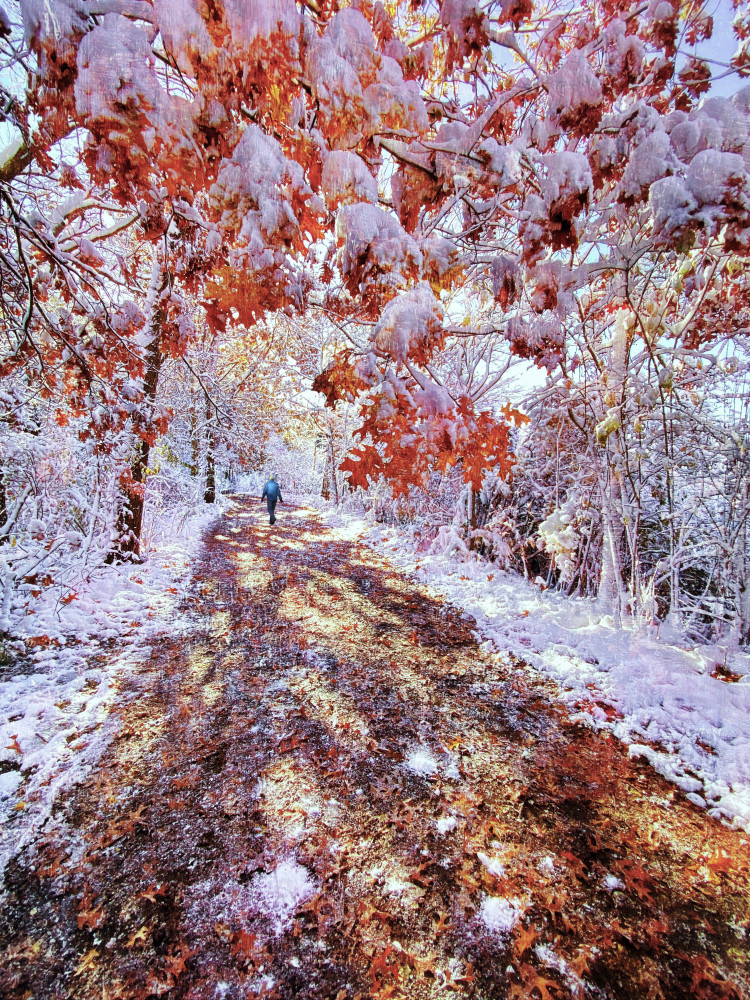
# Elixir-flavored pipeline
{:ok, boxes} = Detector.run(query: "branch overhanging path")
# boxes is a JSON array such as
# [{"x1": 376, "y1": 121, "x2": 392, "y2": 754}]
[{"x1": 2, "y1": 499, "x2": 749, "y2": 1000}]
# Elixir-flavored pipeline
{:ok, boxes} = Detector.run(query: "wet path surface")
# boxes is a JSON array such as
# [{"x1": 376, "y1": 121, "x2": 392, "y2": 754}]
[{"x1": 1, "y1": 498, "x2": 749, "y2": 1000}]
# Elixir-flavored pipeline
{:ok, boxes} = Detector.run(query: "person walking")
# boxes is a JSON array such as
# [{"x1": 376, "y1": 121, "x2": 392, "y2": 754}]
[{"x1": 261, "y1": 474, "x2": 283, "y2": 525}]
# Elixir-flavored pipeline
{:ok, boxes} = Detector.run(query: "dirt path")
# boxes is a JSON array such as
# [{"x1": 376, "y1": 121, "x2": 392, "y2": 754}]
[{"x1": 1, "y1": 498, "x2": 749, "y2": 1000}]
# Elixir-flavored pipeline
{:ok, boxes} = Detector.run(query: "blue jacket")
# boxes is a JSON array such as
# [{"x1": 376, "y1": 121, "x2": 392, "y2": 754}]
[{"x1": 262, "y1": 480, "x2": 282, "y2": 503}]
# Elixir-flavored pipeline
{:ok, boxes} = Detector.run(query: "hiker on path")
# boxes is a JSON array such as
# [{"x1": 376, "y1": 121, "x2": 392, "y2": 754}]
[{"x1": 261, "y1": 475, "x2": 283, "y2": 525}]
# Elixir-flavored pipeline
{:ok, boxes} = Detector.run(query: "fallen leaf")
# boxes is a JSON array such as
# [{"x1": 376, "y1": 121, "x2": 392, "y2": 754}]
[
  {"x1": 74, "y1": 948, "x2": 98, "y2": 976},
  {"x1": 126, "y1": 925, "x2": 150, "y2": 949}
]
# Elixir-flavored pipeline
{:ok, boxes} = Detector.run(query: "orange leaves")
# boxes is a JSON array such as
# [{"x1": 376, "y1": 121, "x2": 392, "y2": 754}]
[
  {"x1": 612, "y1": 857, "x2": 657, "y2": 905},
  {"x1": 687, "y1": 955, "x2": 743, "y2": 1000},
  {"x1": 704, "y1": 848, "x2": 736, "y2": 877},
  {"x1": 139, "y1": 882, "x2": 167, "y2": 904},
  {"x1": 230, "y1": 929, "x2": 262, "y2": 963},
  {"x1": 507, "y1": 962, "x2": 563, "y2": 1000},
  {"x1": 511, "y1": 920, "x2": 538, "y2": 958},
  {"x1": 332, "y1": 357, "x2": 525, "y2": 496},
  {"x1": 25, "y1": 634, "x2": 58, "y2": 649},
  {"x1": 164, "y1": 944, "x2": 197, "y2": 980},
  {"x1": 77, "y1": 903, "x2": 106, "y2": 931},
  {"x1": 74, "y1": 947, "x2": 99, "y2": 976},
  {"x1": 204, "y1": 266, "x2": 287, "y2": 331},
  {"x1": 312, "y1": 353, "x2": 368, "y2": 407},
  {"x1": 125, "y1": 925, "x2": 150, "y2": 949},
  {"x1": 93, "y1": 803, "x2": 148, "y2": 850},
  {"x1": 370, "y1": 945, "x2": 402, "y2": 994}
]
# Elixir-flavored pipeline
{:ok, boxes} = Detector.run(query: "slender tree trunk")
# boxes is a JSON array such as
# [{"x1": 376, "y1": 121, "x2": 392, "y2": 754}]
[
  {"x1": 0, "y1": 473, "x2": 7, "y2": 532},
  {"x1": 190, "y1": 379, "x2": 199, "y2": 477},
  {"x1": 467, "y1": 485, "x2": 475, "y2": 550},
  {"x1": 598, "y1": 472, "x2": 625, "y2": 629},
  {"x1": 204, "y1": 396, "x2": 215, "y2": 504},
  {"x1": 321, "y1": 448, "x2": 330, "y2": 501},
  {"x1": 328, "y1": 434, "x2": 339, "y2": 505}
]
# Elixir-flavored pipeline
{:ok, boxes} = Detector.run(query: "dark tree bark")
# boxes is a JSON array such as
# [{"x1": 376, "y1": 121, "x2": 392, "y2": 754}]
[
  {"x1": 204, "y1": 396, "x2": 215, "y2": 504},
  {"x1": 0, "y1": 472, "x2": 7, "y2": 532},
  {"x1": 107, "y1": 269, "x2": 168, "y2": 563}
]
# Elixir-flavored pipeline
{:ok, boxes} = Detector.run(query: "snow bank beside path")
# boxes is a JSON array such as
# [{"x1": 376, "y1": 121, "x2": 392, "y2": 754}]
[
  {"x1": 0, "y1": 498, "x2": 227, "y2": 886},
  {"x1": 320, "y1": 507, "x2": 750, "y2": 834}
]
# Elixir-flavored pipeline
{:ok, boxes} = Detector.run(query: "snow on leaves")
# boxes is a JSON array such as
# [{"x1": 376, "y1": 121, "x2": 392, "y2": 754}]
[
  {"x1": 205, "y1": 125, "x2": 322, "y2": 325},
  {"x1": 370, "y1": 282, "x2": 444, "y2": 364},
  {"x1": 522, "y1": 152, "x2": 592, "y2": 261},
  {"x1": 336, "y1": 203, "x2": 422, "y2": 311},
  {"x1": 439, "y1": 0, "x2": 490, "y2": 69},
  {"x1": 321, "y1": 150, "x2": 378, "y2": 209},
  {"x1": 546, "y1": 49, "x2": 603, "y2": 133},
  {"x1": 307, "y1": 8, "x2": 427, "y2": 149},
  {"x1": 209, "y1": 125, "x2": 317, "y2": 260},
  {"x1": 633, "y1": 91, "x2": 750, "y2": 248}
]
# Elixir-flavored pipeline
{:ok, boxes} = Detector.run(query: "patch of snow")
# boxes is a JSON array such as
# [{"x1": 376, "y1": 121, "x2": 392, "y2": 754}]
[
  {"x1": 405, "y1": 747, "x2": 439, "y2": 777},
  {"x1": 247, "y1": 859, "x2": 316, "y2": 934},
  {"x1": 479, "y1": 895, "x2": 523, "y2": 935},
  {"x1": 436, "y1": 815, "x2": 458, "y2": 835},
  {"x1": 477, "y1": 851, "x2": 505, "y2": 879},
  {"x1": 0, "y1": 770, "x2": 22, "y2": 800},
  {"x1": 384, "y1": 876, "x2": 412, "y2": 896},
  {"x1": 603, "y1": 874, "x2": 625, "y2": 892},
  {"x1": 538, "y1": 855, "x2": 556, "y2": 876}
]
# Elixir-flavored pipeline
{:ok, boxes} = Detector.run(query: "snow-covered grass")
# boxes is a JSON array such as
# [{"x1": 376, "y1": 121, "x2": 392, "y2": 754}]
[
  {"x1": 320, "y1": 506, "x2": 750, "y2": 834},
  {"x1": 0, "y1": 496, "x2": 228, "y2": 887}
]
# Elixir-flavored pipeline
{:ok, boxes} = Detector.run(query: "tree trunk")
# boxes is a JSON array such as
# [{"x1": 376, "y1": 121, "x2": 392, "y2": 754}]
[
  {"x1": 328, "y1": 435, "x2": 339, "y2": 505},
  {"x1": 0, "y1": 473, "x2": 7, "y2": 532},
  {"x1": 321, "y1": 448, "x2": 330, "y2": 500},
  {"x1": 107, "y1": 266, "x2": 167, "y2": 563},
  {"x1": 204, "y1": 397, "x2": 215, "y2": 504},
  {"x1": 598, "y1": 481, "x2": 625, "y2": 629},
  {"x1": 467, "y1": 485, "x2": 476, "y2": 550},
  {"x1": 190, "y1": 383, "x2": 199, "y2": 477}
]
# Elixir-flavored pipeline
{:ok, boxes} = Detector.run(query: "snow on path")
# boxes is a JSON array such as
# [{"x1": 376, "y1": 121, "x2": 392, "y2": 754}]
[
  {"x1": 2, "y1": 496, "x2": 748, "y2": 1000},
  {"x1": 321, "y1": 509, "x2": 750, "y2": 833},
  {"x1": 0, "y1": 498, "x2": 228, "y2": 887}
]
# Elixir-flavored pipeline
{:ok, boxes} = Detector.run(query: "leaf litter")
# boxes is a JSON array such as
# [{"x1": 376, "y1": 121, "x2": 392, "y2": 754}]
[{"x1": 0, "y1": 497, "x2": 748, "y2": 1000}]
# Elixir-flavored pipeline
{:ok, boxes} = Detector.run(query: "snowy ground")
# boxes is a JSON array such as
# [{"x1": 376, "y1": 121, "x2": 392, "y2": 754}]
[
  {"x1": 0, "y1": 497, "x2": 228, "y2": 885},
  {"x1": 320, "y1": 506, "x2": 750, "y2": 834}
]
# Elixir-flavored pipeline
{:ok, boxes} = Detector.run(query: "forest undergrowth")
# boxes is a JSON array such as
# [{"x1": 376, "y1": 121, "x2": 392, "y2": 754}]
[{"x1": 1, "y1": 499, "x2": 748, "y2": 1000}]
